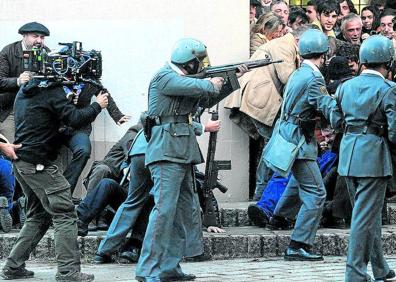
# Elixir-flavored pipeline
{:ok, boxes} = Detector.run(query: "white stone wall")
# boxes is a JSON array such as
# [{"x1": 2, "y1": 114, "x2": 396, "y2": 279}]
[{"x1": 0, "y1": 0, "x2": 250, "y2": 201}]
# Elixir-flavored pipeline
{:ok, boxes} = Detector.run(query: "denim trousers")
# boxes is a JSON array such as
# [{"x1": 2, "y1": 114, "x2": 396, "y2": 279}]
[
  {"x1": 77, "y1": 178, "x2": 127, "y2": 224},
  {"x1": 62, "y1": 131, "x2": 91, "y2": 193}
]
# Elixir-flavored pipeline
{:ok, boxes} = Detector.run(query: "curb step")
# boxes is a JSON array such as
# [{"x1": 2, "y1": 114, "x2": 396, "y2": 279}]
[{"x1": 2, "y1": 225, "x2": 396, "y2": 263}]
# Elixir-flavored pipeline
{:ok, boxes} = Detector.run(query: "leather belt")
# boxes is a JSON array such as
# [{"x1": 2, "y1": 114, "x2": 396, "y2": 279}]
[
  {"x1": 155, "y1": 114, "x2": 191, "y2": 125},
  {"x1": 345, "y1": 125, "x2": 386, "y2": 136}
]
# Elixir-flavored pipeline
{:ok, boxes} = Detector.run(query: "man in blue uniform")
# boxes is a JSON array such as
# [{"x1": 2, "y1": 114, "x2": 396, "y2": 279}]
[
  {"x1": 134, "y1": 38, "x2": 246, "y2": 282},
  {"x1": 266, "y1": 29, "x2": 342, "y2": 261},
  {"x1": 335, "y1": 35, "x2": 396, "y2": 282}
]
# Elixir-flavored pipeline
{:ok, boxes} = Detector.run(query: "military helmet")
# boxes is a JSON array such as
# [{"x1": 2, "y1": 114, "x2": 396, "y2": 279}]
[
  {"x1": 359, "y1": 35, "x2": 394, "y2": 64},
  {"x1": 298, "y1": 29, "x2": 329, "y2": 57},
  {"x1": 170, "y1": 38, "x2": 207, "y2": 64}
]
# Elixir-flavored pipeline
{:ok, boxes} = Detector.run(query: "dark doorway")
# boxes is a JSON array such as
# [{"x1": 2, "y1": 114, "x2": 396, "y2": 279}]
[{"x1": 249, "y1": 136, "x2": 265, "y2": 200}]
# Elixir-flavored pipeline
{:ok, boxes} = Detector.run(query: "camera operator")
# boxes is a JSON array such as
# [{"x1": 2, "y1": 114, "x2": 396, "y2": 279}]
[
  {"x1": 60, "y1": 80, "x2": 130, "y2": 196},
  {"x1": 0, "y1": 79, "x2": 108, "y2": 281},
  {"x1": 0, "y1": 22, "x2": 50, "y2": 143}
]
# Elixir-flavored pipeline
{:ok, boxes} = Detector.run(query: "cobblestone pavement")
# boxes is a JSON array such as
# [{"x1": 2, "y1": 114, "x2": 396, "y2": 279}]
[{"x1": 4, "y1": 256, "x2": 396, "y2": 281}]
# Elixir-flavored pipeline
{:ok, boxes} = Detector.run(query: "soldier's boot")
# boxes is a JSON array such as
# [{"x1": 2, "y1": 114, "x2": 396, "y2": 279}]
[
  {"x1": 0, "y1": 196, "x2": 12, "y2": 233},
  {"x1": 55, "y1": 271, "x2": 94, "y2": 282}
]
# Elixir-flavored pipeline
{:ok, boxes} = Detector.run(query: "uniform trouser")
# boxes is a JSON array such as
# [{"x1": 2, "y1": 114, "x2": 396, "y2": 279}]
[
  {"x1": 0, "y1": 113, "x2": 15, "y2": 143},
  {"x1": 77, "y1": 178, "x2": 127, "y2": 224},
  {"x1": 273, "y1": 159, "x2": 326, "y2": 246},
  {"x1": 6, "y1": 160, "x2": 80, "y2": 274},
  {"x1": 97, "y1": 155, "x2": 153, "y2": 255},
  {"x1": 345, "y1": 177, "x2": 389, "y2": 282},
  {"x1": 62, "y1": 131, "x2": 91, "y2": 194},
  {"x1": 136, "y1": 161, "x2": 203, "y2": 279}
]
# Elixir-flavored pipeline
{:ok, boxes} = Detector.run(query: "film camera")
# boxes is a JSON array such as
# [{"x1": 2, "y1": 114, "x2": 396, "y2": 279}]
[{"x1": 22, "y1": 41, "x2": 102, "y2": 86}]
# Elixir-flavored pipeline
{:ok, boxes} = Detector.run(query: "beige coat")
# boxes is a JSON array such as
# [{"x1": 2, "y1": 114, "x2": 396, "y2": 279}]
[
  {"x1": 224, "y1": 33, "x2": 298, "y2": 127},
  {"x1": 250, "y1": 33, "x2": 268, "y2": 57}
]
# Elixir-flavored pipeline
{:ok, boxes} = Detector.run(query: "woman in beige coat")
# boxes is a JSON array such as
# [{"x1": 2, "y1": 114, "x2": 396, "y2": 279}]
[{"x1": 250, "y1": 12, "x2": 285, "y2": 57}]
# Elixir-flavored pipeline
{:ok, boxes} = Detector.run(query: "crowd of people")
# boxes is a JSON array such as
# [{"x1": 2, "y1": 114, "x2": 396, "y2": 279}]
[
  {"x1": 240, "y1": 0, "x2": 396, "y2": 281},
  {"x1": 2, "y1": 0, "x2": 396, "y2": 281}
]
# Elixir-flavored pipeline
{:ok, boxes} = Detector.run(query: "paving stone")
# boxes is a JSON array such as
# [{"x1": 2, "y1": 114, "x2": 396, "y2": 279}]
[
  {"x1": 261, "y1": 234, "x2": 277, "y2": 257},
  {"x1": 202, "y1": 236, "x2": 213, "y2": 260},
  {"x1": 247, "y1": 235, "x2": 261, "y2": 258},
  {"x1": 220, "y1": 209, "x2": 237, "y2": 227},
  {"x1": 383, "y1": 232, "x2": 396, "y2": 255},
  {"x1": 275, "y1": 234, "x2": 290, "y2": 256}
]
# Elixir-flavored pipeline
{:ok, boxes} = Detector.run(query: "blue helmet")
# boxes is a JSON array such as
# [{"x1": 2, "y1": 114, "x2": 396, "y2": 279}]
[
  {"x1": 359, "y1": 35, "x2": 394, "y2": 64},
  {"x1": 298, "y1": 29, "x2": 329, "y2": 57},
  {"x1": 170, "y1": 38, "x2": 207, "y2": 64}
]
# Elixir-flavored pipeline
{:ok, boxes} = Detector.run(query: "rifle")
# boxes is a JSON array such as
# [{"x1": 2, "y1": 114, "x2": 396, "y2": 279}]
[
  {"x1": 202, "y1": 104, "x2": 231, "y2": 227},
  {"x1": 192, "y1": 56, "x2": 283, "y2": 92}
]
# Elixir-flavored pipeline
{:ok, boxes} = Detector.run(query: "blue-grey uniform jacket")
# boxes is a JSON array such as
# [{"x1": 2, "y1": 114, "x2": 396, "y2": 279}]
[
  {"x1": 335, "y1": 71, "x2": 396, "y2": 177},
  {"x1": 145, "y1": 63, "x2": 232, "y2": 166},
  {"x1": 278, "y1": 62, "x2": 341, "y2": 160}
]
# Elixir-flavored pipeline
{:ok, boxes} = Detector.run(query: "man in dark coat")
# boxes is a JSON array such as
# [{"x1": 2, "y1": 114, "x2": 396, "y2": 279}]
[{"x1": 0, "y1": 22, "x2": 50, "y2": 143}]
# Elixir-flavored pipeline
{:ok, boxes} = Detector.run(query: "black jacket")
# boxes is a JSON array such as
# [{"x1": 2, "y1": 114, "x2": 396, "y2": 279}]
[
  {"x1": 0, "y1": 41, "x2": 23, "y2": 121},
  {"x1": 61, "y1": 83, "x2": 124, "y2": 135},
  {"x1": 14, "y1": 82, "x2": 102, "y2": 165}
]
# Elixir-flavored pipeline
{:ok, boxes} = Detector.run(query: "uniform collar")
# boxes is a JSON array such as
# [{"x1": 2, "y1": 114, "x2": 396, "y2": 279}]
[
  {"x1": 302, "y1": 60, "x2": 321, "y2": 73},
  {"x1": 362, "y1": 69, "x2": 385, "y2": 80},
  {"x1": 168, "y1": 61, "x2": 185, "y2": 76}
]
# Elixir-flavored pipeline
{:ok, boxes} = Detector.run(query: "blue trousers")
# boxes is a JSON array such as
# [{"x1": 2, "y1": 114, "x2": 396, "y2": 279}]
[
  {"x1": 0, "y1": 157, "x2": 15, "y2": 210},
  {"x1": 97, "y1": 154, "x2": 153, "y2": 255},
  {"x1": 273, "y1": 159, "x2": 326, "y2": 246},
  {"x1": 136, "y1": 161, "x2": 203, "y2": 279},
  {"x1": 77, "y1": 178, "x2": 127, "y2": 224},
  {"x1": 62, "y1": 131, "x2": 91, "y2": 193},
  {"x1": 345, "y1": 177, "x2": 389, "y2": 282}
]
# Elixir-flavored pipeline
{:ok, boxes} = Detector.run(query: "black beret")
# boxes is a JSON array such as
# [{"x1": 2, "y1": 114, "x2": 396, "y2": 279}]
[{"x1": 18, "y1": 22, "x2": 50, "y2": 36}]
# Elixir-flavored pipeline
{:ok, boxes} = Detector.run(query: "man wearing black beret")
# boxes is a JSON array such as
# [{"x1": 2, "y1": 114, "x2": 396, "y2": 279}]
[{"x1": 0, "y1": 21, "x2": 50, "y2": 144}]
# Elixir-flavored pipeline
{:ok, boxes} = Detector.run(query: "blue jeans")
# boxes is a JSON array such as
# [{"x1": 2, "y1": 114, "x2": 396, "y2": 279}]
[
  {"x1": 77, "y1": 178, "x2": 127, "y2": 224},
  {"x1": 97, "y1": 155, "x2": 153, "y2": 255},
  {"x1": 62, "y1": 131, "x2": 91, "y2": 193},
  {"x1": 0, "y1": 157, "x2": 15, "y2": 210}
]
